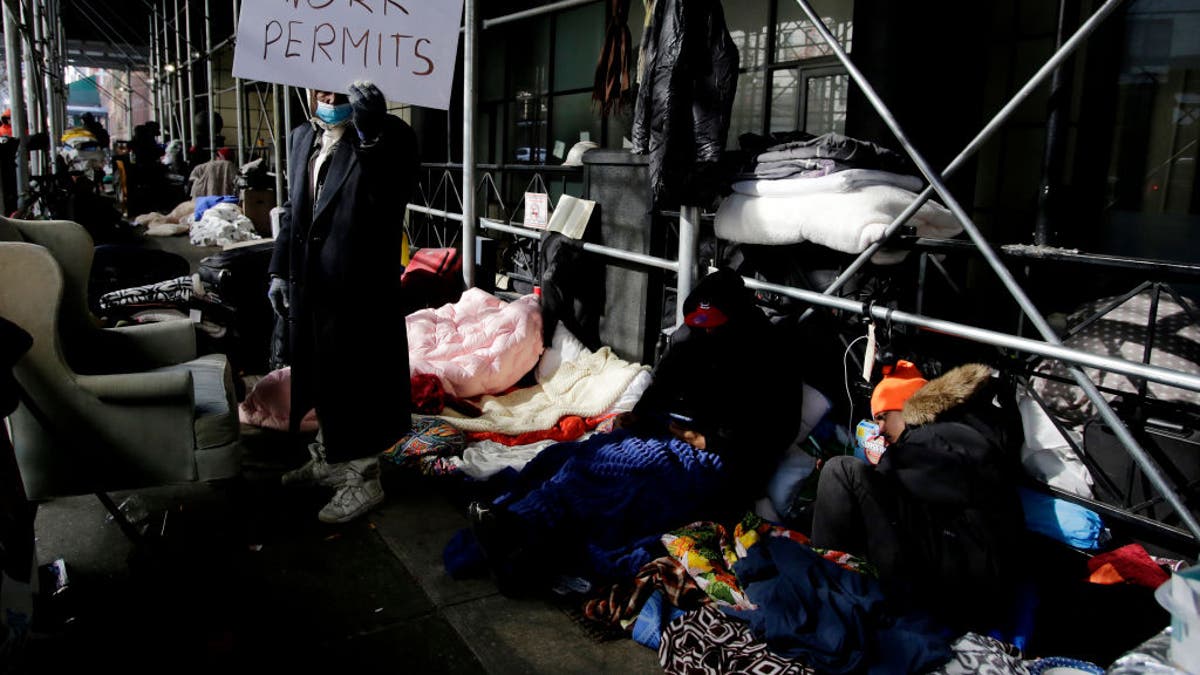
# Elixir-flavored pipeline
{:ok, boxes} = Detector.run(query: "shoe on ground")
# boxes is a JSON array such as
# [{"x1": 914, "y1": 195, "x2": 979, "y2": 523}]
[
  {"x1": 317, "y1": 457, "x2": 384, "y2": 523},
  {"x1": 281, "y1": 441, "x2": 338, "y2": 487}
]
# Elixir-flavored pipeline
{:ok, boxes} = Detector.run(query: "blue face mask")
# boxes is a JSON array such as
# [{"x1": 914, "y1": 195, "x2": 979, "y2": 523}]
[{"x1": 314, "y1": 101, "x2": 352, "y2": 126}]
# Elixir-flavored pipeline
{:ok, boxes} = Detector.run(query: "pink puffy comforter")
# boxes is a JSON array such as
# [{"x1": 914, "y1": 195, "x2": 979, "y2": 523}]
[{"x1": 406, "y1": 288, "x2": 544, "y2": 399}]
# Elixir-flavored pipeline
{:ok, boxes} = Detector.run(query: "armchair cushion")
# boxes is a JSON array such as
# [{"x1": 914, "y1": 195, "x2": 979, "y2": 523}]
[{"x1": 156, "y1": 353, "x2": 238, "y2": 451}]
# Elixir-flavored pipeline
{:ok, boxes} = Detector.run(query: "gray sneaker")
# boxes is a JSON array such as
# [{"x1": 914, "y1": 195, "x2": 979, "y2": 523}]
[
  {"x1": 318, "y1": 462, "x2": 384, "y2": 523},
  {"x1": 281, "y1": 442, "x2": 338, "y2": 487}
]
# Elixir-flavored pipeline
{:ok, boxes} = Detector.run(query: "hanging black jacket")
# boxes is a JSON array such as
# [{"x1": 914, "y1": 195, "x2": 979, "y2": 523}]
[{"x1": 631, "y1": 0, "x2": 739, "y2": 210}]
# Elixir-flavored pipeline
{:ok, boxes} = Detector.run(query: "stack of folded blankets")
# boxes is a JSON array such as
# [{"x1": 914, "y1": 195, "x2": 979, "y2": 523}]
[{"x1": 715, "y1": 132, "x2": 963, "y2": 264}]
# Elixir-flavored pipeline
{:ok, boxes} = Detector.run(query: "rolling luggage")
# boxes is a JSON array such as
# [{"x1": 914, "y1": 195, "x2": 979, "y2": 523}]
[{"x1": 197, "y1": 241, "x2": 278, "y2": 375}]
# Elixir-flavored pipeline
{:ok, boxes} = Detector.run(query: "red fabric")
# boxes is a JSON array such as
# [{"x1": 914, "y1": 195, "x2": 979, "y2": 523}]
[
  {"x1": 466, "y1": 414, "x2": 616, "y2": 446},
  {"x1": 410, "y1": 373, "x2": 484, "y2": 417},
  {"x1": 1086, "y1": 543, "x2": 1170, "y2": 589},
  {"x1": 411, "y1": 373, "x2": 446, "y2": 414},
  {"x1": 402, "y1": 247, "x2": 462, "y2": 281}
]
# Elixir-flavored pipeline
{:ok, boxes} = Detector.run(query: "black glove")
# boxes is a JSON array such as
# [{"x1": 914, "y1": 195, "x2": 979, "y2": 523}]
[{"x1": 348, "y1": 80, "x2": 386, "y2": 142}]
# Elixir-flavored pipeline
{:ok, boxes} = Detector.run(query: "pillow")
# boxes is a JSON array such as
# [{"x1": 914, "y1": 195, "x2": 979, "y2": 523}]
[
  {"x1": 536, "y1": 321, "x2": 591, "y2": 383},
  {"x1": 381, "y1": 416, "x2": 466, "y2": 468},
  {"x1": 765, "y1": 383, "x2": 833, "y2": 518}
]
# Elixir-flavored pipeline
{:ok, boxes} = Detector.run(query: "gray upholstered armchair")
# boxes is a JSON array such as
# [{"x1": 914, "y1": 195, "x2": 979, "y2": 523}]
[{"x1": 0, "y1": 217, "x2": 241, "y2": 506}]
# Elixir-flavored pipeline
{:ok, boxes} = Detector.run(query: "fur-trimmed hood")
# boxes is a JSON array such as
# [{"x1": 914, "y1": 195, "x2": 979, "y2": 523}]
[{"x1": 901, "y1": 363, "x2": 993, "y2": 427}]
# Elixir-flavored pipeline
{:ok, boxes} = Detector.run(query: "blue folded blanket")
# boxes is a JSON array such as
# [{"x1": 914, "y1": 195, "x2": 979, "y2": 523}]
[{"x1": 1018, "y1": 488, "x2": 1106, "y2": 550}]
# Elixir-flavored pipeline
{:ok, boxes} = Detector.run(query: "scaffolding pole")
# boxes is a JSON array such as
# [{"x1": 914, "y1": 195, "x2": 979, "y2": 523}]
[
  {"x1": 125, "y1": 66, "x2": 134, "y2": 140},
  {"x1": 149, "y1": 13, "x2": 159, "y2": 124},
  {"x1": 174, "y1": 0, "x2": 186, "y2": 149},
  {"x1": 273, "y1": 84, "x2": 284, "y2": 206},
  {"x1": 205, "y1": 0, "x2": 215, "y2": 158},
  {"x1": 233, "y1": 0, "x2": 245, "y2": 167},
  {"x1": 4, "y1": 0, "x2": 29, "y2": 210},
  {"x1": 185, "y1": 0, "x2": 196, "y2": 152},
  {"x1": 677, "y1": 206, "x2": 700, "y2": 327},
  {"x1": 42, "y1": 0, "x2": 61, "y2": 164},
  {"x1": 793, "y1": 0, "x2": 1200, "y2": 543},
  {"x1": 282, "y1": 85, "x2": 292, "y2": 170},
  {"x1": 462, "y1": 0, "x2": 478, "y2": 289},
  {"x1": 23, "y1": 0, "x2": 43, "y2": 178}
]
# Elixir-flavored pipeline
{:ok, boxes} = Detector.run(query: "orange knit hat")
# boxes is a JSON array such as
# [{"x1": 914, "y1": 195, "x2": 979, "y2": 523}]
[{"x1": 870, "y1": 360, "x2": 928, "y2": 418}]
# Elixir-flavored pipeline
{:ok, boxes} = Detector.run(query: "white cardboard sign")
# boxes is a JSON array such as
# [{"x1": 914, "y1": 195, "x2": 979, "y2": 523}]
[
  {"x1": 232, "y1": 0, "x2": 464, "y2": 110},
  {"x1": 524, "y1": 193, "x2": 549, "y2": 229}
]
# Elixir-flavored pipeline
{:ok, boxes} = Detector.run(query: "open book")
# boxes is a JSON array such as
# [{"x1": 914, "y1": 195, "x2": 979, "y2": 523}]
[{"x1": 546, "y1": 195, "x2": 596, "y2": 240}]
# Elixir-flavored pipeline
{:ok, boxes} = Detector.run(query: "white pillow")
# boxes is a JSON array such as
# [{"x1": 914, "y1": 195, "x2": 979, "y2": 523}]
[{"x1": 535, "y1": 321, "x2": 591, "y2": 383}]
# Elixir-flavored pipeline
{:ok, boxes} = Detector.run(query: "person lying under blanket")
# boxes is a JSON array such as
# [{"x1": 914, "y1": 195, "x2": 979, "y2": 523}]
[{"x1": 461, "y1": 268, "x2": 805, "y2": 595}]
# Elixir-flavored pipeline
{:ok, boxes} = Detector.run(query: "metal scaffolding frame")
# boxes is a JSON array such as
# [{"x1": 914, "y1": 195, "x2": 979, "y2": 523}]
[
  {"x1": 415, "y1": 0, "x2": 1200, "y2": 547},
  {"x1": 3, "y1": 0, "x2": 1197, "y2": 548}
]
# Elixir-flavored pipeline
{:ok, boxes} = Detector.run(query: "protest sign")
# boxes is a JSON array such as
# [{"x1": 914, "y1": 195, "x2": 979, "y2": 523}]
[{"x1": 232, "y1": 0, "x2": 464, "y2": 110}]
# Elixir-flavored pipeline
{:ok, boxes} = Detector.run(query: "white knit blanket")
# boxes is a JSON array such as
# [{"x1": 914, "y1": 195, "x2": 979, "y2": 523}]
[
  {"x1": 714, "y1": 184, "x2": 962, "y2": 264},
  {"x1": 437, "y1": 345, "x2": 648, "y2": 434}
]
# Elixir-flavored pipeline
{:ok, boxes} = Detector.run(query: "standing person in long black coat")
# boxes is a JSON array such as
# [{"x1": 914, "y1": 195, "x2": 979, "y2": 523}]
[{"x1": 268, "y1": 81, "x2": 418, "y2": 524}]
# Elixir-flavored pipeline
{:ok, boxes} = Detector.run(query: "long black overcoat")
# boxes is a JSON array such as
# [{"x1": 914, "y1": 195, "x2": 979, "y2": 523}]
[{"x1": 269, "y1": 116, "x2": 418, "y2": 461}]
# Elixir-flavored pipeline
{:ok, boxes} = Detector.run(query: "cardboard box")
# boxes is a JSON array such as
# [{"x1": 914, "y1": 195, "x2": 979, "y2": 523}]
[{"x1": 241, "y1": 189, "x2": 276, "y2": 237}]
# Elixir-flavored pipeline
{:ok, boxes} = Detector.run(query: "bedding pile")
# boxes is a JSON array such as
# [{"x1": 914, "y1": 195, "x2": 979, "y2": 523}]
[{"x1": 716, "y1": 133, "x2": 962, "y2": 264}]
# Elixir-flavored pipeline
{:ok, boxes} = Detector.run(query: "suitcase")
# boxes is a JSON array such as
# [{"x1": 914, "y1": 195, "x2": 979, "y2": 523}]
[
  {"x1": 1083, "y1": 400, "x2": 1200, "y2": 526},
  {"x1": 198, "y1": 241, "x2": 278, "y2": 375}
]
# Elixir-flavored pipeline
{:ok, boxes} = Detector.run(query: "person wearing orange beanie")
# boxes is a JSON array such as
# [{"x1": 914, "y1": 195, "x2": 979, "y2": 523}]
[
  {"x1": 811, "y1": 361, "x2": 1026, "y2": 632},
  {"x1": 869, "y1": 359, "x2": 928, "y2": 444}
]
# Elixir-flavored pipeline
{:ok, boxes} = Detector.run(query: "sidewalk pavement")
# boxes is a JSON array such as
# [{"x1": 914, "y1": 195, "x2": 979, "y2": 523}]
[{"x1": 26, "y1": 424, "x2": 661, "y2": 673}]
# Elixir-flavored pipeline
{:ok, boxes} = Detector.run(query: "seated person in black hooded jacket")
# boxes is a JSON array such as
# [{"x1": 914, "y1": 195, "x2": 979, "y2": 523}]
[
  {"x1": 811, "y1": 360, "x2": 1025, "y2": 629},
  {"x1": 468, "y1": 269, "x2": 803, "y2": 593}
]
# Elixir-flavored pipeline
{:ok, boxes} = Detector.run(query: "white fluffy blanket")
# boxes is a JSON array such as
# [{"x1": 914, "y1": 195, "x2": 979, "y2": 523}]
[
  {"x1": 714, "y1": 184, "x2": 962, "y2": 264},
  {"x1": 406, "y1": 289, "x2": 544, "y2": 399}
]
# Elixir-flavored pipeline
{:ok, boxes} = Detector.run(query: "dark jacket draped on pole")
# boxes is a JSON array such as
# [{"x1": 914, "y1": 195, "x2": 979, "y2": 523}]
[
  {"x1": 631, "y1": 0, "x2": 739, "y2": 210},
  {"x1": 270, "y1": 116, "x2": 419, "y2": 462}
]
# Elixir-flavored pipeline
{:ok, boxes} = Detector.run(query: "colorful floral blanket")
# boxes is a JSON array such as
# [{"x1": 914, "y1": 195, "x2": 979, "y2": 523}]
[{"x1": 662, "y1": 513, "x2": 876, "y2": 610}]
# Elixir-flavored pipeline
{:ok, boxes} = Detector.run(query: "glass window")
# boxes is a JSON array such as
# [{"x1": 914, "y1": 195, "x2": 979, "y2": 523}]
[
  {"x1": 724, "y1": 1, "x2": 771, "y2": 69},
  {"x1": 728, "y1": 70, "x2": 766, "y2": 148},
  {"x1": 775, "y1": 0, "x2": 853, "y2": 62},
  {"x1": 1106, "y1": 3, "x2": 1199, "y2": 217},
  {"x1": 803, "y1": 73, "x2": 848, "y2": 136},
  {"x1": 482, "y1": 31, "x2": 508, "y2": 102},
  {"x1": 507, "y1": 96, "x2": 548, "y2": 164},
  {"x1": 508, "y1": 18, "x2": 552, "y2": 96},
  {"x1": 769, "y1": 69, "x2": 799, "y2": 132},
  {"x1": 550, "y1": 92, "x2": 604, "y2": 161},
  {"x1": 554, "y1": 3, "x2": 607, "y2": 91}
]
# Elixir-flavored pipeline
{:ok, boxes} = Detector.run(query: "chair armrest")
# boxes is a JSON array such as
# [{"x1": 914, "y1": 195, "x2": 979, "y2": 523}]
[
  {"x1": 103, "y1": 320, "x2": 198, "y2": 368},
  {"x1": 76, "y1": 369, "x2": 194, "y2": 403}
]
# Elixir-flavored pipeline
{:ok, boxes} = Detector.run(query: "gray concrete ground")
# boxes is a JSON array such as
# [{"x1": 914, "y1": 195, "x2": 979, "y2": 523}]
[{"x1": 24, "y1": 424, "x2": 661, "y2": 673}]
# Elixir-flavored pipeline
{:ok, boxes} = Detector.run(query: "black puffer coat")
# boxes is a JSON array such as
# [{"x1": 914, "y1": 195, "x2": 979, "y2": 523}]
[
  {"x1": 631, "y1": 0, "x2": 739, "y2": 210},
  {"x1": 880, "y1": 363, "x2": 1026, "y2": 623}
]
